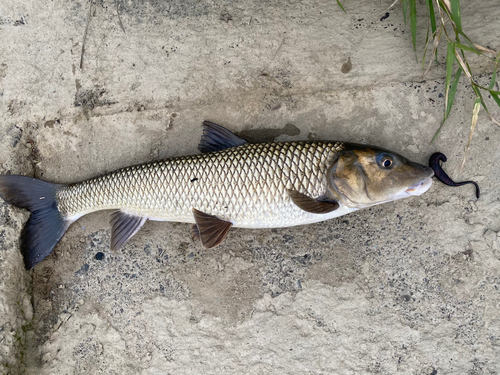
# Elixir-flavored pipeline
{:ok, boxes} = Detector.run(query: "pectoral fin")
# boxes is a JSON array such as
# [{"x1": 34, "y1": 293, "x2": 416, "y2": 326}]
[
  {"x1": 192, "y1": 208, "x2": 233, "y2": 248},
  {"x1": 109, "y1": 210, "x2": 147, "y2": 251},
  {"x1": 287, "y1": 189, "x2": 339, "y2": 214}
]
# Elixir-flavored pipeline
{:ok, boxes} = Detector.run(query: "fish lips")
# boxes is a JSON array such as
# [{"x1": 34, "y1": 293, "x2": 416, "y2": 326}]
[{"x1": 405, "y1": 173, "x2": 434, "y2": 196}]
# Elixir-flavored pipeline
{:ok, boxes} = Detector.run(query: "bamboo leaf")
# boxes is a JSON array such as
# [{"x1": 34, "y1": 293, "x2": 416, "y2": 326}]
[
  {"x1": 461, "y1": 97, "x2": 480, "y2": 172},
  {"x1": 450, "y1": 0, "x2": 462, "y2": 33},
  {"x1": 336, "y1": 0, "x2": 346, "y2": 13},
  {"x1": 409, "y1": 0, "x2": 417, "y2": 50}
]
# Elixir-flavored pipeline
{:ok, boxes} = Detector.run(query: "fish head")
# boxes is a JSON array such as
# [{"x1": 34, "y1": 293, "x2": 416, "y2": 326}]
[{"x1": 327, "y1": 146, "x2": 434, "y2": 208}]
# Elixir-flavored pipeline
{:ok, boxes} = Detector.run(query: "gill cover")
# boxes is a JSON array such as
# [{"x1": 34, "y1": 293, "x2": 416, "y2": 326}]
[{"x1": 328, "y1": 150, "x2": 369, "y2": 207}]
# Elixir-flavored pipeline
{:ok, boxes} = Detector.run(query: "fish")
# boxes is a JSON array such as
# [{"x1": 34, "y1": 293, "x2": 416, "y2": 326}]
[{"x1": 0, "y1": 121, "x2": 434, "y2": 269}]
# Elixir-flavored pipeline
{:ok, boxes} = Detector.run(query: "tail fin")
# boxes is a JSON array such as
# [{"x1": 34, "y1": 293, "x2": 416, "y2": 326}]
[{"x1": 0, "y1": 175, "x2": 69, "y2": 269}]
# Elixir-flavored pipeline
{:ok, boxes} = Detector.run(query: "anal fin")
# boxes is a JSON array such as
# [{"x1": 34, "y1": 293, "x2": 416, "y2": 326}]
[
  {"x1": 109, "y1": 210, "x2": 147, "y2": 251},
  {"x1": 287, "y1": 189, "x2": 339, "y2": 214},
  {"x1": 192, "y1": 208, "x2": 232, "y2": 248}
]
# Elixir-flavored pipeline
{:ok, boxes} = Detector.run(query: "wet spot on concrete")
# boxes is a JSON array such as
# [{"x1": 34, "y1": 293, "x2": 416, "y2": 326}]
[
  {"x1": 341, "y1": 58, "x2": 352, "y2": 74},
  {"x1": 237, "y1": 123, "x2": 300, "y2": 143},
  {"x1": 44, "y1": 120, "x2": 56, "y2": 128}
]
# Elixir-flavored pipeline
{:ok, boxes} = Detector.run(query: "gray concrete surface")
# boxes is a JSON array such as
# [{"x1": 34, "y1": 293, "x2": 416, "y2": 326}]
[{"x1": 1, "y1": 0, "x2": 500, "y2": 374}]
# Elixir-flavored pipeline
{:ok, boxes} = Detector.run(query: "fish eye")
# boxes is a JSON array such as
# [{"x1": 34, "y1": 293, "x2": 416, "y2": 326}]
[{"x1": 377, "y1": 153, "x2": 394, "y2": 169}]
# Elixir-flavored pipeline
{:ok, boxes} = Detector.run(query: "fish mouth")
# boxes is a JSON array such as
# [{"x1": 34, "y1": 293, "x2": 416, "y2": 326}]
[{"x1": 405, "y1": 175, "x2": 434, "y2": 196}]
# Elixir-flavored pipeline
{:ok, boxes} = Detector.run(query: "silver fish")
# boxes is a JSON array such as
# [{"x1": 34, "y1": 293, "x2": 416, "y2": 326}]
[{"x1": 0, "y1": 121, "x2": 434, "y2": 269}]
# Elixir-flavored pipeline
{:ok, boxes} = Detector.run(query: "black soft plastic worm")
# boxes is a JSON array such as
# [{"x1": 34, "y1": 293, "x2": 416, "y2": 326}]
[{"x1": 429, "y1": 152, "x2": 480, "y2": 199}]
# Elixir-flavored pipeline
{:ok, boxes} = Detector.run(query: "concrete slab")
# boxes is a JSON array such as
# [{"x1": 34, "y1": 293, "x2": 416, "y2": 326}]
[{"x1": 1, "y1": 0, "x2": 500, "y2": 374}]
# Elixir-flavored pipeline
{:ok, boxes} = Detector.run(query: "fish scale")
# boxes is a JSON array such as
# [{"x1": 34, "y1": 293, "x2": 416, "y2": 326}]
[{"x1": 56, "y1": 141, "x2": 346, "y2": 228}]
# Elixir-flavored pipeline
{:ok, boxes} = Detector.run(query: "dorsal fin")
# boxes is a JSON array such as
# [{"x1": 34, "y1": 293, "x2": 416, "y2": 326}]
[
  {"x1": 287, "y1": 189, "x2": 339, "y2": 214},
  {"x1": 198, "y1": 121, "x2": 247, "y2": 153},
  {"x1": 109, "y1": 210, "x2": 147, "y2": 251},
  {"x1": 192, "y1": 208, "x2": 233, "y2": 248}
]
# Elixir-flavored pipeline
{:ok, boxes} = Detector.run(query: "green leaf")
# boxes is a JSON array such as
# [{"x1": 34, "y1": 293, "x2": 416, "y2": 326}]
[
  {"x1": 444, "y1": 42, "x2": 455, "y2": 108},
  {"x1": 426, "y1": 0, "x2": 437, "y2": 62},
  {"x1": 458, "y1": 32, "x2": 478, "y2": 52},
  {"x1": 409, "y1": 0, "x2": 417, "y2": 51},
  {"x1": 491, "y1": 92, "x2": 500, "y2": 109},
  {"x1": 432, "y1": 66, "x2": 462, "y2": 143},
  {"x1": 471, "y1": 85, "x2": 500, "y2": 95},
  {"x1": 336, "y1": 0, "x2": 346, "y2": 13},
  {"x1": 422, "y1": 23, "x2": 430, "y2": 70},
  {"x1": 488, "y1": 53, "x2": 499, "y2": 90},
  {"x1": 437, "y1": 1, "x2": 451, "y2": 17},
  {"x1": 489, "y1": 65, "x2": 498, "y2": 90},
  {"x1": 472, "y1": 84, "x2": 489, "y2": 114},
  {"x1": 450, "y1": 0, "x2": 462, "y2": 33},
  {"x1": 446, "y1": 66, "x2": 462, "y2": 119},
  {"x1": 426, "y1": 0, "x2": 437, "y2": 35},
  {"x1": 402, "y1": 0, "x2": 408, "y2": 25},
  {"x1": 454, "y1": 42, "x2": 480, "y2": 55}
]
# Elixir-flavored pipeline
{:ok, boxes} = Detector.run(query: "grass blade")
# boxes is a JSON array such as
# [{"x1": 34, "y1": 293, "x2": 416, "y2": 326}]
[
  {"x1": 472, "y1": 84, "x2": 489, "y2": 113},
  {"x1": 446, "y1": 66, "x2": 462, "y2": 119},
  {"x1": 422, "y1": 23, "x2": 431, "y2": 70},
  {"x1": 402, "y1": 0, "x2": 408, "y2": 25},
  {"x1": 450, "y1": 0, "x2": 462, "y2": 33},
  {"x1": 444, "y1": 42, "x2": 455, "y2": 111},
  {"x1": 489, "y1": 66, "x2": 498, "y2": 90},
  {"x1": 432, "y1": 63, "x2": 461, "y2": 143},
  {"x1": 474, "y1": 43, "x2": 498, "y2": 58},
  {"x1": 427, "y1": 0, "x2": 437, "y2": 35},
  {"x1": 454, "y1": 51, "x2": 472, "y2": 80},
  {"x1": 491, "y1": 92, "x2": 500, "y2": 109},
  {"x1": 427, "y1": 0, "x2": 438, "y2": 61},
  {"x1": 461, "y1": 97, "x2": 481, "y2": 172},
  {"x1": 454, "y1": 42, "x2": 480, "y2": 55},
  {"x1": 409, "y1": 0, "x2": 417, "y2": 51},
  {"x1": 336, "y1": 0, "x2": 346, "y2": 12},
  {"x1": 488, "y1": 52, "x2": 500, "y2": 90}
]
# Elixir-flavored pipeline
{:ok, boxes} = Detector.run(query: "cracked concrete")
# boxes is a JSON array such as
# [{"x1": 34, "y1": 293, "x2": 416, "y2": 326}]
[{"x1": 1, "y1": 0, "x2": 500, "y2": 374}]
